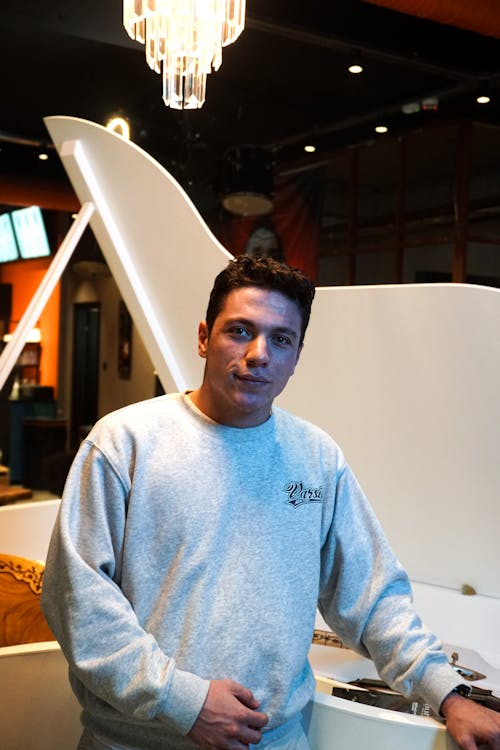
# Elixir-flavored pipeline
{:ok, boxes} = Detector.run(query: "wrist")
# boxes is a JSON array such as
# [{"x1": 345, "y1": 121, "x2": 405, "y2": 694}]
[{"x1": 440, "y1": 685, "x2": 472, "y2": 717}]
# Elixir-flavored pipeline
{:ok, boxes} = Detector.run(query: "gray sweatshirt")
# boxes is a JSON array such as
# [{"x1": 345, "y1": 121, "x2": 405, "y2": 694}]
[{"x1": 41, "y1": 393, "x2": 460, "y2": 749}]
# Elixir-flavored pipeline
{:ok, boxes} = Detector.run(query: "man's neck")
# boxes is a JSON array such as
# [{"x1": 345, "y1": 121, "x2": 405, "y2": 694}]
[{"x1": 187, "y1": 388, "x2": 271, "y2": 428}]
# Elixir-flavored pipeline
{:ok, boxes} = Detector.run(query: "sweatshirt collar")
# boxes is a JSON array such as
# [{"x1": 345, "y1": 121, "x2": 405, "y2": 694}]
[{"x1": 181, "y1": 391, "x2": 276, "y2": 440}]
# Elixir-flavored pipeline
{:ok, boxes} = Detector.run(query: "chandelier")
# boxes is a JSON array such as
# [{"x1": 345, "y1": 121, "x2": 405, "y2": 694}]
[{"x1": 123, "y1": 0, "x2": 246, "y2": 110}]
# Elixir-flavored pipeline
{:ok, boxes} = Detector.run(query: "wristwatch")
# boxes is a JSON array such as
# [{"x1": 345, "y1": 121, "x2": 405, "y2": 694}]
[{"x1": 451, "y1": 684, "x2": 472, "y2": 699}]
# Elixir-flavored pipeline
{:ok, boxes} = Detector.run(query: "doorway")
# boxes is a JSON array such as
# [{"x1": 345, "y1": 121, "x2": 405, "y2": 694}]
[{"x1": 71, "y1": 302, "x2": 100, "y2": 449}]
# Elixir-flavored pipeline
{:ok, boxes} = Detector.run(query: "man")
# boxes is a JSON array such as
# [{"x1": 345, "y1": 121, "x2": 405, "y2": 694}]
[{"x1": 42, "y1": 256, "x2": 500, "y2": 750}]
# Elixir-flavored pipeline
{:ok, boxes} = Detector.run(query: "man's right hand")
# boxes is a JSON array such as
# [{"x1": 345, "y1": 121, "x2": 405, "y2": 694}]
[{"x1": 188, "y1": 678, "x2": 269, "y2": 749}]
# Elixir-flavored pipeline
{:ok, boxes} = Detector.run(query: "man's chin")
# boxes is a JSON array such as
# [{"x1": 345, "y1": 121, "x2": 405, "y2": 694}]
[{"x1": 229, "y1": 393, "x2": 273, "y2": 422}]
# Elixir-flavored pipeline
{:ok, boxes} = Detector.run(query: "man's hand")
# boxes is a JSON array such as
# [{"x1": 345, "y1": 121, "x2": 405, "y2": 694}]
[
  {"x1": 188, "y1": 678, "x2": 269, "y2": 749},
  {"x1": 441, "y1": 692, "x2": 500, "y2": 749}
]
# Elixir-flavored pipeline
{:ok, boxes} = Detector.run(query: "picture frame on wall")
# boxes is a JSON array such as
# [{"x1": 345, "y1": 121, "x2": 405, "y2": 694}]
[{"x1": 118, "y1": 300, "x2": 132, "y2": 380}]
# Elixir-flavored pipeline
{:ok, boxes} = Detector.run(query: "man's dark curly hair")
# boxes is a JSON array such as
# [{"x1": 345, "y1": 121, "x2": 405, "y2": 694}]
[{"x1": 205, "y1": 256, "x2": 316, "y2": 344}]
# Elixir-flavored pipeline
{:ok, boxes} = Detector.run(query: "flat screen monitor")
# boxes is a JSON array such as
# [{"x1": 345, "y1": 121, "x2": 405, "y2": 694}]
[
  {"x1": 10, "y1": 205, "x2": 51, "y2": 260},
  {"x1": 0, "y1": 213, "x2": 20, "y2": 263}
]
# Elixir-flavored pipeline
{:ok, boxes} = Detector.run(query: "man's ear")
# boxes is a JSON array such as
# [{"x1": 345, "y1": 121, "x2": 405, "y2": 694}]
[{"x1": 198, "y1": 321, "x2": 209, "y2": 358}]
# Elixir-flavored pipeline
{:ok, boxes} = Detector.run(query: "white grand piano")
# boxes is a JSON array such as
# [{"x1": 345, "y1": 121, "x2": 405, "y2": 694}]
[{"x1": 0, "y1": 117, "x2": 498, "y2": 750}]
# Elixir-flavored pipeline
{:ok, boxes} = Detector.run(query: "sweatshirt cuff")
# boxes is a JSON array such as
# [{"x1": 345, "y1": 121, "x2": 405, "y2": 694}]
[
  {"x1": 417, "y1": 662, "x2": 463, "y2": 716},
  {"x1": 160, "y1": 667, "x2": 210, "y2": 735}
]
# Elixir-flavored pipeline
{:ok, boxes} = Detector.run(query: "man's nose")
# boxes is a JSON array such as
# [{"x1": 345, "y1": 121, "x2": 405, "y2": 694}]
[{"x1": 246, "y1": 335, "x2": 270, "y2": 365}]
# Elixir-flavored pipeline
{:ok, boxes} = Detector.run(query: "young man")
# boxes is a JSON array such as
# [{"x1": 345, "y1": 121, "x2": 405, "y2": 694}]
[{"x1": 42, "y1": 257, "x2": 500, "y2": 750}]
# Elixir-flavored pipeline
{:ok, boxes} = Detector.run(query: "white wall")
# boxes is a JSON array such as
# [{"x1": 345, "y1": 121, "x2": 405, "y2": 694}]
[
  {"x1": 58, "y1": 267, "x2": 157, "y2": 440},
  {"x1": 96, "y1": 274, "x2": 157, "y2": 418}
]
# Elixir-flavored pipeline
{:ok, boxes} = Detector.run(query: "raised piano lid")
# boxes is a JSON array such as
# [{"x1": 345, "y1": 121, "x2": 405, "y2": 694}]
[
  {"x1": 280, "y1": 284, "x2": 500, "y2": 602},
  {"x1": 45, "y1": 116, "x2": 498, "y2": 642},
  {"x1": 45, "y1": 115, "x2": 231, "y2": 395}
]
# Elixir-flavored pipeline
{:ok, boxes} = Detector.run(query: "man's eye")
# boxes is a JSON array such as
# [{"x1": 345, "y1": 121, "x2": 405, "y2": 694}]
[
  {"x1": 273, "y1": 335, "x2": 291, "y2": 346},
  {"x1": 229, "y1": 326, "x2": 249, "y2": 337}
]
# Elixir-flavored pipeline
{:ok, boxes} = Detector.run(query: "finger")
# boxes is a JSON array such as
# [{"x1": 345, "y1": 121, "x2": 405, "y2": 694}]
[
  {"x1": 247, "y1": 709, "x2": 269, "y2": 729},
  {"x1": 238, "y1": 725, "x2": 264, "y2": 746},
  {"x1": 231, "y1": 682, "x2": 260, "y2": 709}
]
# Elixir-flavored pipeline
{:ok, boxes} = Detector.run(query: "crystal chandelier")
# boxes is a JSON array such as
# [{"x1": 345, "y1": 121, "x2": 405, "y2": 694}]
[{"x1": 123, "y1": 0, "x2": 246, "y2": 110}]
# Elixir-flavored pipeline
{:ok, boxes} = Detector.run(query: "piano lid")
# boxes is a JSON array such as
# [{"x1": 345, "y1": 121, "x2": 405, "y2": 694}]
[
  {"x1": 44, "y1": 115, "x2": 232, "y2": 395},
  {"x1": 45, "y1": 117, "x2": 500, "y2": 599},
  {"x1": 279, "y1": 283, "x2": 500, "y2": 598}
]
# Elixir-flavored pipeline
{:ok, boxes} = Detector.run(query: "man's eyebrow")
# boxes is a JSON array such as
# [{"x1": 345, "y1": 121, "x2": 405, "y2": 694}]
[
  {"x1": 224, "y1": 317, "x2": 299, "y2": 338},
  {"x1": 223, "y1": 316, "x2": 254, "y2": 327}
]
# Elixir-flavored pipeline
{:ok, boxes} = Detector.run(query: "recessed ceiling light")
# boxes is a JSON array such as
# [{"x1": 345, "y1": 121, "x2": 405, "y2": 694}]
[
  {"x1": 38, "y1": 152, "x2": 49, "y2": 161},
  {"x1": 477, "y1": 95, "x2": 491, "y2": 104},
  {"x1": 304, "y1": 145, "x2": 316, "y2": 153},
  {"x1": 348, "y1": 63, "x2": 363, "y2": 74},
  {"x1": 375, "y1": 125, "x2": 388, "y2": 134}
]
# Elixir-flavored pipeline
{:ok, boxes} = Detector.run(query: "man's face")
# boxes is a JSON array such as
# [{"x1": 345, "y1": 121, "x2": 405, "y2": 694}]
[{"x1": 194, "y1": 286, "x2": 303, "y2": 427}]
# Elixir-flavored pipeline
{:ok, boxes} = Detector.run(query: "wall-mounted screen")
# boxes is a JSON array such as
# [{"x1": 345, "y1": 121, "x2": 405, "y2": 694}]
[
  {"x1": 10, "y1": 205, "x2": 51, "y2": 260},
  {"x1": 0, "y1": 213, "x2": 20, "y2": 263}
]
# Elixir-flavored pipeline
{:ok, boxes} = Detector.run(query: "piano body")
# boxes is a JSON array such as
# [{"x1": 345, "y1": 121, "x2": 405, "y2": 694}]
[{"x1": 0, "y1": 117, "x2": 498, "y2": 749}]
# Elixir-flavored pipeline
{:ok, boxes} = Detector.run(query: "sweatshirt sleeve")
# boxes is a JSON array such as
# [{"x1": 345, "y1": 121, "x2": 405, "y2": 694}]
[
  {"x1": 41, "y1": 439, "x2": 209, "y2": 735},
  {"x1": 317, "y1": 461, "x2": 461, "y2": 715}
]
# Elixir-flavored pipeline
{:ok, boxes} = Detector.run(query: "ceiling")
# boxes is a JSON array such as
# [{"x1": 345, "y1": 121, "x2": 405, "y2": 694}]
[{"x1": 2, "y1": 0, "x2": 500, "y2": 215}]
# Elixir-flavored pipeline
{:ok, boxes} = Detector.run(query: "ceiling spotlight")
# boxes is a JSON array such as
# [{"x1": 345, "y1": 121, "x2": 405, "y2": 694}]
[
  {"x1": 304, "y1": 145, "x2": 316, "y2": 153},
  {"x1": 348, "y1": 63, "x2": 363, "y2": 75},
  {"x1": 348, "y1": 51, "x2": 363, "y2": 75},
  {"x1": 476, "y1": 79, "x2": 491, "y2": 105},
  {"x1": 38, "y1": 151, "x2": 49, "y2": 161},
  {"x1": 375, "y1": 125, "x2": 388, "y2": 134}
]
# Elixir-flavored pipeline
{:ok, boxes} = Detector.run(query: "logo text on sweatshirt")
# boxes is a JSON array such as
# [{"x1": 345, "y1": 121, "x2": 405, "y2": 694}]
[{"x1": 283, "y1": 481, "x2": 323, "y2": 507}]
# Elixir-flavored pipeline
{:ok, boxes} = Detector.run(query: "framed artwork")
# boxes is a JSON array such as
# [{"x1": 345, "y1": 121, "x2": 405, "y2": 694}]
[{"x1": 118, "y1": 300, "x2": 132, "y2": 379}]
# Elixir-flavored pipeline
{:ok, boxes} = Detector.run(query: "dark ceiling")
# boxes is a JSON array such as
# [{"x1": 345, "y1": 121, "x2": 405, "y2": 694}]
[{"x1": 2, "y1": 0, "x2": 500, "y2": 206}]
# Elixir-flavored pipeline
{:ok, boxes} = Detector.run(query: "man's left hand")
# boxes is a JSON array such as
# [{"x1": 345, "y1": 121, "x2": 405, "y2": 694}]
[{"x1": 441, "y1": 692, "x2": 500, "y2": 749}]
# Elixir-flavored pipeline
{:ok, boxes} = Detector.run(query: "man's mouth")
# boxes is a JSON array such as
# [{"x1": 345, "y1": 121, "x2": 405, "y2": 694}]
[{"x1": 234, "y1": 373, "x2": 270, "y2": 385}]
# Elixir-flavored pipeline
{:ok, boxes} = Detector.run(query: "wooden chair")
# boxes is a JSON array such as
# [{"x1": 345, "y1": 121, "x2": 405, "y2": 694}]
[{"x1": 0, "y1": 552, "x2": 55, "y2": 646}]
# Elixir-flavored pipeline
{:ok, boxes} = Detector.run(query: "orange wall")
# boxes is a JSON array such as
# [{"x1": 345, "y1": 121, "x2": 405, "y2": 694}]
[
  {"x1": 0, "y1": 176, "x2": 76, "y2": 400},
  {"x1": 1, "y1": 258, "x2": 60, "y2": 395},
  {"x1": 0, "y1": 175, "x2": 78, "y2": 212}
]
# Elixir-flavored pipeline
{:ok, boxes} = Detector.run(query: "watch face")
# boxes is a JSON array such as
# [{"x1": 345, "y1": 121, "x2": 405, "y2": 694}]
[{"x1": 454, "y1": 685, "x2": 472, "y2": 698}]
